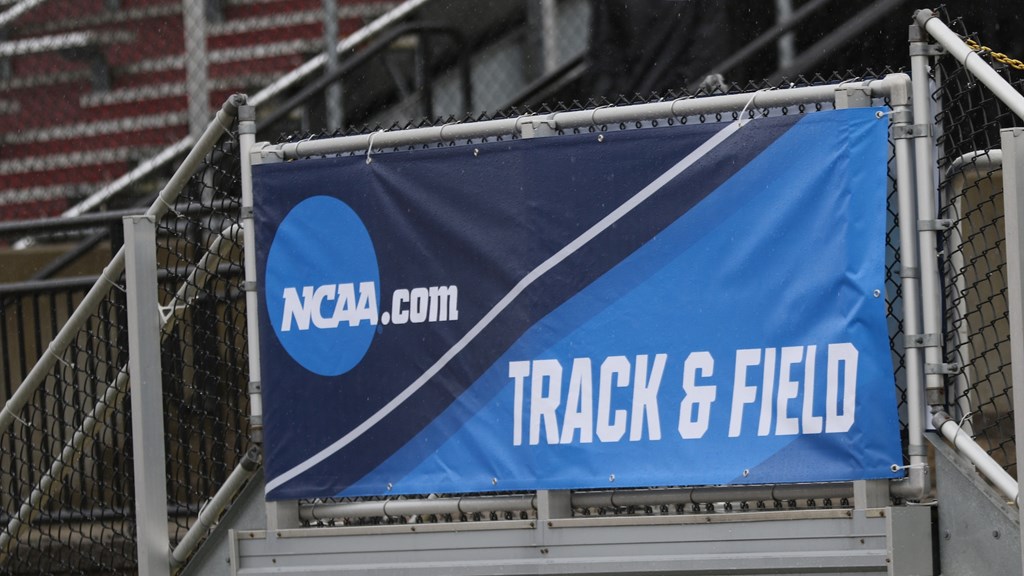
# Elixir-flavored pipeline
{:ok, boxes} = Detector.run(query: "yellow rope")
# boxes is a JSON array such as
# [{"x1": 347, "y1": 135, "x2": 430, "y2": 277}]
[{"x1": 965, "y1": 38, "x2": 1024, "y2": 71}]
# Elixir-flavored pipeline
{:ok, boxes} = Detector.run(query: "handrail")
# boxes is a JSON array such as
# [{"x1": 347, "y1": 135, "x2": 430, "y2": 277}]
[
  {"x1": 0, "y1": 0, "x2": 47, "y2": 29},
  {"x1": 260, "y1": 77, "x2": 900, "y2": 160},
  {"x1": 0, "y1": 93, "x2": 243, "y2": 440},
  {"x1": 61, "y1": 0, "x2": 435, "y2": 220},
  {"x1": 915, "y1": 8, "x2": 1024, "y2": 122},
  {"x1": 256, "y1": 21, "x2": 471, "y2": 133},
  {"x1": 688, "y1": 0, "x2": 834, "y2": 91}
]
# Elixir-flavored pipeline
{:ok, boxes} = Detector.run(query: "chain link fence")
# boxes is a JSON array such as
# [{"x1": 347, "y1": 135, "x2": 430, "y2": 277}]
[
  {"x1": 0, "y1": 70, "x2": 912, "y2": 572},
  {"x1": 3, "y1": 0, "x2": 1020, "y2": 571},
  {"x1": 934, "y1": 14, "x2": 1024, "y2": 479},
  {"x1": 0, "y1": 108, "x2": 247, "y2": 575},
  {"x1": 284, "y1": 70, "x2": 911, "y2": 526}
]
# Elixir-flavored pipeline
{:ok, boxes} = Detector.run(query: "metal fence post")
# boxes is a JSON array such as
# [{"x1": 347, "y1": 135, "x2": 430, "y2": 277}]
[
  {"x1": 241, "y1": 106, "x2": 302, "y2": 532},
  {"x1": 909, "y1": 21, "x2": 948, "y2": 408},
  {"x1": 124, "y1": 215, "x2": 170, "y2": 576},
  {"x1": 1000, "y1": 127, "x2": 1024, "y2": 564}
]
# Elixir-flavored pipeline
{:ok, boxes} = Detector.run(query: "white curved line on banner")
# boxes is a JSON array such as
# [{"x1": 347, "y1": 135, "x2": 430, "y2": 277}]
[{"x1": 265, "y1": 119, "x2": 745, "y2": 494}]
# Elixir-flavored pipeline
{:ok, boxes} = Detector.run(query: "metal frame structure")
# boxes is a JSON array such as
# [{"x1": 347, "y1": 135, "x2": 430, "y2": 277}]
[
  {"x1": 909, "y1": 8, "x2": 1024, "y2": 507},
  {"x1": 219, "y1": 74, "x2": 938, "y2": 575},
  {"x1": 12, "y1": 7, "x2": 1023, "y2": 576}
]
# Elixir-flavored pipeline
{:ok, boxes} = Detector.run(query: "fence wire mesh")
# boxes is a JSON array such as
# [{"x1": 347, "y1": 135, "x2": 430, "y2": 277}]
[
  {"x1": 933, "y1": 14, "x2": 1024, "y2": 478},
  {"x1": 281, "y1": 71, "x2": 911, "y2": 526},
  {"x1": 0, "y1": 114, "x2": 248, "y2": 575},
  {"x1": 7, "y1": 0, "x2": 1015, "y2": 568}
]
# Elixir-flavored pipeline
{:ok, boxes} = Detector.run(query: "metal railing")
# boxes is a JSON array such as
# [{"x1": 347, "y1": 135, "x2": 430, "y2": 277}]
[{"x1": 914, "y1": 7, "x2": 1024, "y2": 505}]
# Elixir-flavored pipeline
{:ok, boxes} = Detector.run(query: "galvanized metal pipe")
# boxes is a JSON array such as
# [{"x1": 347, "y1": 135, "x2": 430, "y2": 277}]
[
  {"x1": 884, "y1": 73, "x2": 930, "y2": 500},
  {"x1": 238, "y1": 105, "x2": 264, "y2": 444},
  {"x1": 170, "y1": 447, "x2": 261, "y2": 567},
  {"x1": 572, "y1": 483, "x2": 853, "y2": 509},
  {"x1": 0, "y1": 95, "x2": 243, "y2": 439},
  {"x1": 248, "y1": 0, "x2": 431, "y2": 108},
  {"x1": 915, "y1": 9, "x2": 1024, "y2": 122},
  {"x1": 58, "y1": 0, "x2": 429, "y2": 221},
  {"x1": 0, "y1": 0, "x2": 48, "y2": 28},
  {"x1": 934, "y1": 411, "x2": 1018, "y2": 504},
  {"x1": 301, "y1": 495, "x2": 536, "y2": 522},
  {"x1": 909, "y1": 23, "x2": 947, "y2": 407},
  {"x1": 259, "y1": 79, "x2": 898, "y2": 161},
  {"x1": 944, "y1": 150, "x2": 1004, "y2": 436},
  {"x1": 298, "y1": 482, "x2": 857, "y2": 522},
  {"x1": 0, "y1": 223, "x2": 242, "y2": 561},
  {"x1": 692, "y1": 0, "x2": 832, "y2": 90},
  {"x1": 0, "y1": 367, "x2": 129, "y2": 561}
]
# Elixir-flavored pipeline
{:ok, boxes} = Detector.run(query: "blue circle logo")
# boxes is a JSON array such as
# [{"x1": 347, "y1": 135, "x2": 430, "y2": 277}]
[{"x1": 265, "y1": 196, "x2": 380, "y2": 376}]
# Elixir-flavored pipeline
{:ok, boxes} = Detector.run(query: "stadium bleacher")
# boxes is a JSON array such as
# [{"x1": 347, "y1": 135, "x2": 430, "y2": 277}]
[{"x1": 0, "y1": 0, "x2": 397, "y2": 221}]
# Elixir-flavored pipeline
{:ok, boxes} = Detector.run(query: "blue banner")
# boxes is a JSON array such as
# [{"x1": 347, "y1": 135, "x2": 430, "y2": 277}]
[{"x1": 254, "y1": 108, "x2": 903, "y2": 500}]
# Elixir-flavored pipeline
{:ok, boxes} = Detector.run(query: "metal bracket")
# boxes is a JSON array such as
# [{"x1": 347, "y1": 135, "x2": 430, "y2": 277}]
[
  {"x1": 926, "y1": 362, "x2": 960, "y2": 375},
  {"x1": 890, "y1": 108, "x2": 913, "y2": 124},
  {"x1": 892, "y1": 123, "x2": 932, "y2": 139},
  {"x1": 248, "y1": 381, "x2": 262, "y2": 394},
  {"x1": 240, "y1": 205, "x2": 254, "y2": 219},
  {"x1": 899, "y1": 265, "x2": 920, "y2": 279},
  {"x1": 909, "y1": 43, "x2": 946, "y2": 57},
  {"x1": 905, "y1": 333, "x2": 941, "y2": 348},
  {"x1": 520, "y1": 115, "x2": 558, "y2": 138},
  {"x1": 242, "y1": 280, "x2": 256, "y2": 292},
  {"x1": 835, "y1": 85, "x2": 873, "y2": 109},
  {"x1": 919, "y1": 218, "x2": 953, "y2": 231}
]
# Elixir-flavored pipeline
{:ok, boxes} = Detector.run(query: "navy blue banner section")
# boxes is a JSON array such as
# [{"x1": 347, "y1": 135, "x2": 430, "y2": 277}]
[{"x1": 254, "y1": 109, "x2": 903, "y2": 500}]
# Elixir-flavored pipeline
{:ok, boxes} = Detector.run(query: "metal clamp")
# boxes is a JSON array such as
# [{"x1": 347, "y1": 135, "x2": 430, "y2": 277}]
[
  {"x1": 899, "y1": 265, "x2": 920, "y2": 279},
  {"x1": 891, "y1": 124, "x2": 932, "y2": 139},
  {"x1": 836, "y1": 85, "x2": 873, "y2": 109},
  {"x1": 248, "y1": 380, "x2": 262, "y2": 394},
  {"x1": 905, "y1": 333, "x2": 941, "y2": 348},
  {"x1": 890, "y1": 108, "x2": 913, "y2": 124},
  {"x1": 925, "y1": 362, "x2": 960, "y2": 375},
  {"x1": 519, "y1": 115, "x2": 558, "y2": 138},
  {"x1": 919, "y1": 218, "x2": 953, "y2": 231},
  {"x1": 242, "y1": 280, "x2": 257, "y2": 292},
  {"x1": 240, "y1": 205, "x2": 254, "y2": 219},
  {"x1": 909, "y1": 43, "x2": 946, "y2": 57}
]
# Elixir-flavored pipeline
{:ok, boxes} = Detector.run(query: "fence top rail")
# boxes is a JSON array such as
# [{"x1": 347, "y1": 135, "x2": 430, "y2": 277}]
[
  {"x1": 915, "y1": 8, "x2": 1024, "y2": 122},
  {"x1": 254, "y1": 75, "x2": 908, "y2": 163}
]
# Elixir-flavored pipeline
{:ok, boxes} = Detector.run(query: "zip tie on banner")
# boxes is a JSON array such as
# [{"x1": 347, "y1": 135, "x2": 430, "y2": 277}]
[
  {"x1": 365, "y1": 130, "x2": 385, "y2": 164},
  {"x1": 292, "y1": 132, "x2": 317, "y2": 158},
  {"x1": 438, "y1": 122, "x2": 458, "y2": 142},
  {"x1": 48, "y1": 346, "x2": 74, "y2": 371},
  {"x1": 158, "y1": 302, "x2": 187, "y2": 325},
  {"x1": 589, "y1": 104, "x2": 612, "y2": 127},
  {"x1": 101, "y1": 272, "x2": 126, "y2": 293},
  {"x1": 216, "y1": 114, "x2": 234, "y2": 138},
  {"x1": 669, "y1": 95, "x2": 695, "y2": 119},
  {"x1": 1, "y1": 405, "x2": 30, "y2": 429},
  {"x1": 738, "y1": 89, "x2": 771, "y2": 127},
  {"x1": 156, "y1": 195, "x2": 184, "y2": 219},
  {"x1": 952, "y1": 412, "x2": 972, "y2": 447}
]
